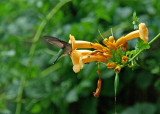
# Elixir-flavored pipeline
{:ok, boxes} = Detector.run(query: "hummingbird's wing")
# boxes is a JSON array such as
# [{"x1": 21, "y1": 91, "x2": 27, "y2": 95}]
[{"x1": 44, "y1": 36, "x2": 70, "y2": 49}]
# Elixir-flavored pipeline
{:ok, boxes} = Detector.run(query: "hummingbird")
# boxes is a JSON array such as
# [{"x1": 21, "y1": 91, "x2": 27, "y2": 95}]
[{"x1": 44, "y1": 36, "x2": 72, "y2": 64}]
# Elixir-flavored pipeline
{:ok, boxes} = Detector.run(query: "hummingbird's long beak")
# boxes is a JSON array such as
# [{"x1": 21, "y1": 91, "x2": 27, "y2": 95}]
[{"x1": 53, "y1": 49, "x2": 64, "y2": 64}]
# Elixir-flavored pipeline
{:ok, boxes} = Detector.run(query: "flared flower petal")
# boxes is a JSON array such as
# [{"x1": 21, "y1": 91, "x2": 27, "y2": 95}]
[
  {"x1": 139, "y1": 23, "x2": 148, "y2": 42},
  {"x1": 124, "y1": 23, "x2": 148, "y2": 42},
  {"x1": 70, "y1": 50, "x2": 108, "y2": 73},
  {"x1": 70, "y1": 50, "x2": 83, "y2": 73}
]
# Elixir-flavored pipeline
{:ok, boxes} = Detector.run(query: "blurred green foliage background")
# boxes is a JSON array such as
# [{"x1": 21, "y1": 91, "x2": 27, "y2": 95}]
[{"x1": 0, "y1": 0, "x2": 160, "y2": 114}]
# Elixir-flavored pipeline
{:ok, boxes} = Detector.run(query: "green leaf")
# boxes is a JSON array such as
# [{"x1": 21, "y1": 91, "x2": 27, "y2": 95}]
[
  {"x1": 136, "y1": 72, "x2": 152, "y2": 90},
  {"x1": 155, "y1": 79, "x2": 160, "y2": 87},
  {"x1": 121, "y1": 103, "x2": 156, "y2": 114},
  {"x1": 114, "y1": 72, "x2": 119, "y2": 95},
  {"x1": 126, "y1": 50, "x2": 139, "y2": 59},
  {"x1": 137, "y1": 38, "x2": 150, "y2": 50},
  {"x1": 66, "y1": 87, "x2": 78, "y2": 103},
  {"x1": 95, "y1": 8, "x2": 111, "y2": 22},
  {"x1": 31, "y1": 104, "x2": 41, "y2": 113}
]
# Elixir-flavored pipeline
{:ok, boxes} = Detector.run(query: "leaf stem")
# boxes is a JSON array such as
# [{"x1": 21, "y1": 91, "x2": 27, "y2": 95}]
[
  {"x1": 128, "y1": 49, "x2": 143, "y2": 62},
  {"x1": 129, "y1": 33, "x2": 160, "y2": 62}
]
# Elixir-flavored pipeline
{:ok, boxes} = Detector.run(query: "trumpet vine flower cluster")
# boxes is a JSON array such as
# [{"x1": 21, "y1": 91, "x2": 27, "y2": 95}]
[
  {"x1": 68, "y1": 23, "x2": 149, "y2": 97},
  {"x1": 69, "y1": 23, "x2": 148, "y2": 73}
]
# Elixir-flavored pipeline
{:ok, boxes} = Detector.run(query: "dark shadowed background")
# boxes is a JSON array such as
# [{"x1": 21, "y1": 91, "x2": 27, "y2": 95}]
[{"x1": 0, "y1": 0, "x2": 160, "y2": 114}]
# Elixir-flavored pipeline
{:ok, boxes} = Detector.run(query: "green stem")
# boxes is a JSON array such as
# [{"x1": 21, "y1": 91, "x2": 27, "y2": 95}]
[
  {"x1": 15, "y1": 1, "x2": 71, "y2": 114},
  {"x1": 148, "y1": 33, "x2": 160, "y2": 45},
  {"x1": 15, "y1": 76, "x2": 25, "y2": 114},
  {"x1": 129, "y1": 33, "x2": 160, "y2": 62},
  {"x1": 129, "y1": 49, "x2": 143, "y2": 62}
]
